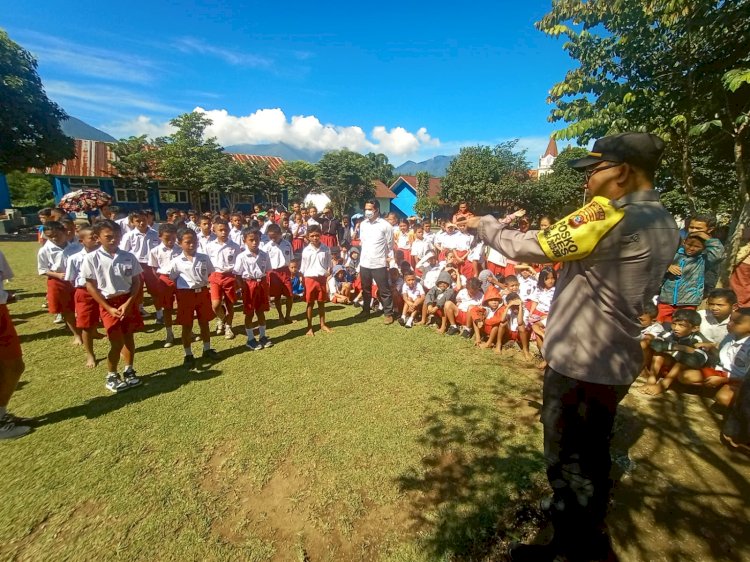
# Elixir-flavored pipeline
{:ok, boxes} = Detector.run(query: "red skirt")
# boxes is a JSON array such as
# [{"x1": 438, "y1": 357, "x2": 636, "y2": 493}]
[
  {"x1": 0, "y1": 304, "x2": 22, "y2": 360},
  {"x1": 321, "y1": 233, "x2": 337, "y2": 248},
  {"x1": 292, "y1": 238, "x2": 306, "y2": 253}
]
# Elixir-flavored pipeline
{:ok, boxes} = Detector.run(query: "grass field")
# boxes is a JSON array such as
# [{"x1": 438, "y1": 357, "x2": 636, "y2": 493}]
[{"x1": 0, "y1": 241, "x2": 549, "y2": 561}]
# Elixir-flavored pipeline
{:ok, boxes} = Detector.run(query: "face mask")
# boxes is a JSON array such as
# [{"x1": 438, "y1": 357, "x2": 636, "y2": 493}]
[{"x1": 365, "y1": 210, "x2": 375, "y2": 219}]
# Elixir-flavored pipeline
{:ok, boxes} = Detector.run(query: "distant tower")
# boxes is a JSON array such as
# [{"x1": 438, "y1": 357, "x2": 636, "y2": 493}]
[{"x1": 538, "y1": 137, "x2": 558, "y2": 176}]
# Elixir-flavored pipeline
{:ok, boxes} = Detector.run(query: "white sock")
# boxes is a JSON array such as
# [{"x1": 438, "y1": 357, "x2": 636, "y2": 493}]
[
  {"x1": 125, "y1": 364, "x2": 133, "y2": 371},
  {"x1": 406, "y1": 317, "x2": 413, "y2": 326},
  {"x1": 184, "y1": 346, "x2": 193, "y2": 356},
  {"x1": 165, "y1": 326, "x2": 174, "y2": 337},
  {"x1": 202, "y1": 341, "x2": 211, "y2": 351},
  {"x1": 245, "y1": 328, "x2": 255, "y2": 339},
  {"x1": 107, "y1": 371, "x2": 117, "y2": 378},
  {"x1": 450, "y1": 324, "x2": 457, "y2": 329},
  {"x1": 401, "y1": 314, "x2": 407, "y2": 320},
  {"x1": 258, "y1": 325, "x2": 266, "y2": 337}
]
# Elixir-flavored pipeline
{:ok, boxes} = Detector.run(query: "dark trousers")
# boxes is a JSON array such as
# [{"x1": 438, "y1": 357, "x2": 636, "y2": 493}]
[
  {"x1": 542, "y1": 368, "x2": 630, "y2": 560},
  {"x1": 360, "y1": 266, "x2": 393, "y2": 317}
]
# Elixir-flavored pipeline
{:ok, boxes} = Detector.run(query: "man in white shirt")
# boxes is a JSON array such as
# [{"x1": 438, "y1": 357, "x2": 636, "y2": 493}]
[{"x1": 358, "y1": 199, "x2": 395, "y2": 324}]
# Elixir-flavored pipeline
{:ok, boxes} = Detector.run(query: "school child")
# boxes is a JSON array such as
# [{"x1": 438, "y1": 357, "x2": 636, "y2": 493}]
[
  {"x1": 527, "y1": 267, "x2": 557, "y2": 348},
  {"x1": 467, "y1": 239, "x2": 485, "y2": 279},
  {"x1": 444, "y1": 277, "x2": 484, "y2": 337},
  {"x1": 699, "y1": 288, "x2": 737, "y2": 345},
  {"x1": 453, "y1": 222, "x2": 476, "y2": 279},
  {"x1": 205, "y1": 219, "x2": 240, "y2": 340},
  {"x1": 496, "y1": 291, "x2": 533, "y2": 360},
  {"x1": 262, "y1": 223, "x2": 295, "y2": 323},
  {"x1": 289, "y1": 259, "x2": 305, "y2": 300},
  {"x1": 642, "y1": 309, "x2": 711, "y2": 395},
  {"x1": 345, "y1": 245, "x2": 360, "y2": 272},
  {"x1": 420, "y1": 270, "x2": 456, "y2": 329},
  {"x1": 80, "y1": 220, "x2": 143, "y2": 392},
  {"x1": 119, "y1": 211, "x2": 160, "y2": 316},
  {"x1": 657, "y1": 233, "x2": 715, "y2": 322},
  {"x1": 292, "y1": 214, "x2": 307, "y2": 254},
  {"x1": 197, "y1": 216, "x2": 216, "y2": 252},
  {"x1": 395, "y1": 220, "x2": 413, "y2": 265},
  {"x1": 515, "y1": 264, "x2": 538, "y2": 302},
  {"x1": 421, "y1": 220, "x2": 435, "y2": 247},
  {"x1": 148, "y1": 223, "x2": 182, "y2": 347},
  {"x1": 257, "y1": 213, "x2": 271, "y2": 236},
  {"x1": 168, "y1": 229, "x2": 219, "y2": 367},
  {"x1": 477, "y1": 285, "x2": 505, "y2": 349},
  {"x1": 37, "y1": 208, "x2": 51, "y2": 245},
  {"x1": 186, "y1": 210, "x2": 199, "y2": 232},
  {"x1": 229, "y1": 212, "x2": 244, "y2": 246},
  {"x1": 686, "y1": 214, "x2": 725, "y2": 295},
  {"x1": 410, "y1": 226, "x2": 431, "y2": 269},
  {"x1": 328, "y1": 265, "x2": 352, "y2": 304},
  {"x1": 638, "y1": 302, "x2": 665, "y2": 376},
  {"x1": 0, "y1": 249, "x2": 30, "y2": 439},
  {"x1": 233, "y1": 229, "x2": 274, "y2": 350},
  {"x1": 300, "y1": 225, "x2": 333, "y2": 336},
  {"x1": 280, "y1": 216, "x2": 294, "y2": 244},
  {"x1": 417, "y1": 252, "x2": 441, "y2": 291},
  {"x1": 389, "y1": 267, "x2": 405, "y2": 313},
  {"x1": 307, "y1": 206, "x2": 320, "y2": 227},
  {"x1": 64, "y1": 226, "x2": 103, "y2": 368},
  {"x1": 37, "y1": 221, "x2": 81, "y2": 343},
  {"x1": 400, "y1": 272, "x2": 425, "y2": 328}
]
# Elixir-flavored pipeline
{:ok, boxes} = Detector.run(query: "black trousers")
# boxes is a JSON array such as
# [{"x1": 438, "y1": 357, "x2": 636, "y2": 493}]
[
  {"x1": 360, "y1": 266, "x2": 393, "y2": 317},
  {"x1": 542, "y1": 367, "x2": 631, "y2": 560}
]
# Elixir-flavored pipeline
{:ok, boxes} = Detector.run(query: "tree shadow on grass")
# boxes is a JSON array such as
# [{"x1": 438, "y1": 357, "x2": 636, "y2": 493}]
[
  {"x1": 31, "y1": 365, "x2": 222, "y2": 428},
  {"x1": 396, "y1": 382, "x2": 546, "y2": 560}
]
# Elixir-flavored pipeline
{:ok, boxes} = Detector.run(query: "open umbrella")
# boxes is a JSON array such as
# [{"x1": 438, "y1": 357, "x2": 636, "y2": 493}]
[{"x1": 59, "y1": 189, "x2": 112, "y2": 213}]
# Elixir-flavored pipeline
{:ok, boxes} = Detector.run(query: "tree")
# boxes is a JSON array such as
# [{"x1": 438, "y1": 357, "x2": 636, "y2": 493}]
[
  {"x1": 154, "y1": 112, "x2": 228, "y2": 212},
  {"x1": 244, "y1": 159, "x2": 281, "y2": 204},
  {"x1": 440, "y1": 141, "x2": 530, "y2": 213},
  {"x1": 365, "y1": 152, "x2": 395, "y2": 186},
  {"x1": 537, "y1": 0, "x2": 750, "y2": 277},
  {"x1": 316, "y1": 149, "x2": 375, "y2": 216},
  {"x1": 521, "y1": 147, "x2": 590, "y2": 219},
  {"x1": 275, "y1": 160, "x2": 319, "y2": 203},
  {"x1": 6, "y1": 171, "x2": 53, "y2": 207},
  {"x1": 414, "y1": 171, "x2": 439, "y2": 218},
  {"x1": 109, "y1": 135, "x2": 155, "y2": 205},
  {"x1": 0, "y1": 30, "x2": 74, "y2": 172}
]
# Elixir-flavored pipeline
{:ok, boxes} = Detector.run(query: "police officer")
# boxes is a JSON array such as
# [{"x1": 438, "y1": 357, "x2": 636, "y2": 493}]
[{"x1": 461, "y1": 132, "x2": 679, "y2": 561}]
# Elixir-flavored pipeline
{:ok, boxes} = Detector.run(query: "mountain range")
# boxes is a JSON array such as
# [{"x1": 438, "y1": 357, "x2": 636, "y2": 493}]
[{"x1": 393, "y1": 155, "x2": 455, "y2": 177}]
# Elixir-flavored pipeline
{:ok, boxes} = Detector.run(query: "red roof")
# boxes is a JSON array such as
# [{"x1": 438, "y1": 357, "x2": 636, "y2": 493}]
[
  {"x1": 27, "y1": 139, "x2": 285, "y2": 177},
  {"x1": 543, "y1": 137, "x2": 559, "y2": 158},
  {"x1": 394, "y1": 175, "x2": 442, "y2": 198},
  {"x1": 372, "y1": 179, "x2": 396, "y2": 199}
]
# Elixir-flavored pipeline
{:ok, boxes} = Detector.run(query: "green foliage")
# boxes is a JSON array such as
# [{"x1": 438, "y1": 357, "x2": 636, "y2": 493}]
[
  {"x1": 414, "y1": 171, "x2": 439, "y2": 218},
  {"x1": 275, "y1": 160, "x2": 319, "y2": 203},
  {"x1": 109, "y1": 135, "x2": 154, "y2": 204},
  {"x1": 441, "y1": 141, "x2": 530, "y2": 212},
  {"x1": 316, "y1": 149, "x2": 375, "y2": 216},
  {"x1": 0, "y1": 29, "x2": 74, "y2": 173},
  {"x1": 365, "y1": 152, "x2": 395, "y2": 186},
  {"x1": 6, "y1": 170, "x2": 53, "y2": 207},
  {"x1": 521, "y1": 147, "x2": 590, "y2": 219}
]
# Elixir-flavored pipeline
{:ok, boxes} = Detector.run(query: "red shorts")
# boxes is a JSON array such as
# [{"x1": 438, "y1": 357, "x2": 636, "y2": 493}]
[
  {"x1": 175, "y1": 287, "x2": 215, "y2": 326},
  {"x1": 141, "y1": 266, "x2": 160, "y2": 297},
  {"x1": 100, "y1": 294, "x2": 144, "y2": 338},
  {"x1": 242, "y1": 278, "x2": 270, "y2": 316},
  {"x1": 456, "y1": 310, "x2": 467, "y2": 326},
  {"x1": 701, "y1": 366, "x2": 728, "y2": 379},
  {"x1": 508, "y1": 330, "x2": 520, "y2": 342},
  {"x1": 397, "y1": 248, "x2": 412, "y2": 266},
  {"x1": 47, "y1": 277, "x2": 74, "y2": 314},
  {"x1": 460, "y1": 260, "x2": 475, "y2": 279},
  {"x1": 74, "y1": 287, "x2": 100, "y2": 329},
  {"x1": 321, "y1": 233, "x2": 337, "y2": 248},
  {"x1": 156, "y1": 274, "x2": 176, "y2": 311},
  {"x1": 657, "y1": 303, "x2": 696, "y2": 323},
  {"x1": 0, "y1": 304, "x2": 22, "y2": 360},
  {"x1": 487, "y1": 262, "x2": 506, "y2": 277},
  {"x1": 268, "y1": 267, "x2": 293, "y2": 299},
  {"x1": 304, "y1": 276, "x2": 328, "y2": 303},
  {"x1": 209, "y1": 271, "x2": 239, "y2": 304}
]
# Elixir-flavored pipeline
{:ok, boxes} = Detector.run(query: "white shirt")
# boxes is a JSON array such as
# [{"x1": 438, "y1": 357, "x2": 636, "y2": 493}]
[
  {"x1": 115, "y1": 217, "x2": 132, "y2": 234},
  {"x1": 37, "y1": 240, "x2": 69, "y2": 274},
  {"x1": 205, "y1": 239, "x2": 241, "y2": 273},
  {"x1": 197, "y1": 231, "x2": 216, "y2": 253},
  {"x1": 456, "y1": 288, "x2": 484, "y2": 312},
  {"x1": 80, "y1": 247, "x2": 143, "y2": 298},
  {"x1": 519, "y1": 276, "x2": 538, "y2": 302},
  {"x1": 436, "y1": 230, "x2": 461, "y2": 250},
  {"x1": 411, "y1": 239, "x2": 431, "y2": 262},
  {"x1": 168, "y1": 253, "x2": 214, "y2": 289},
  {"x1": 395, "y1": 230, "x2": 412, "y2": 250},
  {"x1": 64, "y1": 248, "x2": 93, "y2": 288},
  {"x1": 261, "y1": 239, "x2": 293, "y2": 270},
  {"x1": 0, "y1": 250, "x2": 13, "y2": 304},
  {"x1": 640, "y1": 321, "x2": 665, "y2": 339},
  {"x1": 532, "y1": 287, "x2": 555, "y2": 314},
  {"x1": 119, "y1": 228, "x2": 160, "y2": 263},
  {"x1": 148, "y1": 244, "x2": 182, "y2": 275},
  {"x1": 300, "y1": 243, "x2": 331, "y2": 277},
  {"x1": 453, "y1": 232, "x2": 473, "y2": 252},
  {"x1": 307, "y1": 217, "x2": 320, "y2": 227},
  {"x1": 359, "y1": 217, "x2": 394, "y2": 269},
  {"x1": 421, "y1": 264, "x2": 442, "y2": 291},
  {"x1": 402, "y1": 283, "x2": 425, "y2": 301},
  {"x1": 229, "y1": 228, "x2": 244, "y2": 247},
  {"x1": 467, "y1": 241, "x2": 484, "y2": 262},
  {"x1": 327, "y1": 275, "x2": 342, "y2": 296},
  {"x1": 699, "y1": 310, "x2": 730, "y2": 345},
  {"x1": 486, "y1": 246, "x2": 508, "y2": 267},
  {"x1": 718, "y1": 335, "x2": 750, "y2": 379},
  {"x1": 233, "y1": 249, "x2": 272, "y2": 280}
]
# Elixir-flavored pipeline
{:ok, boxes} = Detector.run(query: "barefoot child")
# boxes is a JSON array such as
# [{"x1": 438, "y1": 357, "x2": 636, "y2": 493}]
[
  {"x1": 80, "y1": 220, "x2": 143, "y2": 392},
  {"x1": 37, "y1": 221, "x2": 81, "y2": 344},
  {"x1": 478, "y1": 285, "x2": 505, "y2": 348},
  {"x1": 168, "y1": 229, "x2": 219, "y2": 368},
  {"x1": 300, "y1": 225, "x2": 332, "y2": 336},
  {"x1": 64, "y1": 226, "x2": 103, "y2": 367},
  {"x1": 638, "y1": 302, "x2": 664, "y2": 376},
  {"x1": 262, "y1": 223, "x2": 295, "y2": 323},
  {"x1": 497, "y1": 292, "x2": 532, "y2": 360},
  {"x1": 234, "y1": 229, "x2": 274, "y2": 350},
  {"x1": 400, "y1": 272, "x2": 425, "y2": 328},
  {"x1": 528, "y1": 268, "x2": 557, "y2": 350},
  {"x1": 289, "y1": 259, "x2": 304, "y2": 300},
  {"x1": 148, "y1": 223, "x2": 182, "y2": 347},
  {"x1": 206, "y1": 219, "x2": 240, "y2": 339}
]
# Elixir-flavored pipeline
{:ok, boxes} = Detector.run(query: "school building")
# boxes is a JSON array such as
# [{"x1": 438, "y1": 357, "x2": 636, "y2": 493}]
[{"x1": 387, "y1": 175, "x2": 443, "y2": 218}]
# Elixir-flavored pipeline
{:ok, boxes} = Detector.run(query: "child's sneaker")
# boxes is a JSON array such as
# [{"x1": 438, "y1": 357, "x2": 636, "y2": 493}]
[
  {"x1": 446, "y1": 325, "x2": 460, "y2": 336},
  {"x1": 215, "y1": 319, "x2": 224, "y2": 335},
  {"x1": 406, "y1": 317, "x2": 414, "y2": 328},
  {"x1": 246, "y1": 338, "x2": 260, "y2": 351},
  {"x1": 164, "y1": 333, "x2": 175, "y2": 348},
  {"x1": 398, "y1": 316, "x2": 406, "y2": 326},
  {"x1": 105, "y1": 373, "x2": 128, "y2": 393},
  {"x1": 259, "y1": 336, "x2": 274, "y2": 349},
  {"x1": 224, "y1": 325, "x2": 235, "y2": 340},
  {"x1": 203, "y1": 348, "x2": 220, "y2": 360},
  {"x1": 461, "y1": 327, "x2": 472, "y2": 339},
  {"x1": 53, "y1": 313, "x2": 64, "y2": 324},
  {"x1": 122, "y1": 368, "x2": 141, "y2": 387},
  {"x1": 0, "y1": 417, "x2": 31, "y2": 440},
  {"x1": 41, "y1": 299, "x2": 48, "y2": 309},
  {"x1": 183, "y1": 355, "x2": 196, "y2": 368}
]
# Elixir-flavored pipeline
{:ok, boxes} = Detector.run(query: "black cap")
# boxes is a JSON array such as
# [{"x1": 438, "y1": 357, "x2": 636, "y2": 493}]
[{"x1": 569, "y1": 132, "x2": 666, "y2": 173}]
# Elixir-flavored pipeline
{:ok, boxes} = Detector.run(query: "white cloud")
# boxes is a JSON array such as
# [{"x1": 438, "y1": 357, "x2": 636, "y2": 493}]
[
  {"x1": 45, "y1": 80, "x2": 181, "y2": 114},
  {"x1": 174, "y1": 37, "x2": 272, "y2": 68},
  {"x1": 109, "y1": 107, "x2": 441, "y2": 158}
]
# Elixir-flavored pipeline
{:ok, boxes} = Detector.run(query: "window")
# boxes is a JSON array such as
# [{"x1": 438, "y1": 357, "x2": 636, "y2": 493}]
[
  {"x1": 114, "y1": 188, "x2": 148, "y2": 203},
  {"x1": 159, "y1": 189, "x2": 189, "y2": 204},
  {"x1": 68, "y1": 177, "x2": 100, "y2": 190}
]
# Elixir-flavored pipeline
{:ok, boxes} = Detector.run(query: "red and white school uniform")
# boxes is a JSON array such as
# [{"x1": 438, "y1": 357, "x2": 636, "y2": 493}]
[
  {"x1": 300, "y1": 243, "x2": 331, "y2": 303},
  {"x1": 120, "y1": 227, "x2": 160, "y2": 300},
  {"x1": 37, "y1": 240, "x2": 75, "y2": 314},
  {"x1": 291, "y1": 223, "x2": 307, "y2": 253},
  {"x1": 148, "y1": 243, "x2": 182, "y2": 312},
  {"x1": 0, "y1": 250, "x2": 22, "y2": 361},
  {"x1": 454, "y1": 288, "x2": 484, "y2": 326},
  {"x1": 197, "y1": 231, "x2": 216, "y2": 254},
  {"x1": 518, "y1": 275, "x2": 538, "y2": 303},
  {"x1": 205, "y1": 239, "x2": 241, "y2": 304},
  {"x1": 528, "y1": 286, "x2": 555, "y2": 326},
  {"x1": 80, "y1": 247, "x2": 144, "y2": 337},
  {"x1": 233, "y1": 249, "x2": 272, "y2": 316},
  {"x1": 411, "y1": 238, "x2": 431, "y2": 271},
  {"x1": 64, "y1": 248, "x2": 100, "y2": 329},
  {"x1": 402, "y1": 283, "x2": 425, "y2": 305},
  {"x1": 486, "y1": 246, "x2": 509, "y2": 277},
  {"x1": 229, "y1": 227, "x2": 244, "y2": 247},
  {"x1": 168, "y1": 253, "x2": 215, "y2": 326},
  {"x1": 261, "y1": 239, "x2": 294, "y2": 299},
  {"x1": 395, "y1": 230, "x2": 412, "y2": 265}
]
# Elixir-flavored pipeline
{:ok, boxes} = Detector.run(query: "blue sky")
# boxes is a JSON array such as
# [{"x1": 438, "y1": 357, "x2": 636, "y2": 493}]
[{"x1": 2, "y1": 0, "x2": 576, "y2": 165}]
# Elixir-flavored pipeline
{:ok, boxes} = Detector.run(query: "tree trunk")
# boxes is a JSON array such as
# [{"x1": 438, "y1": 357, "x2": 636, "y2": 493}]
[{"x1": 721, "y1": 135, "x2": 750, "y2": 285}]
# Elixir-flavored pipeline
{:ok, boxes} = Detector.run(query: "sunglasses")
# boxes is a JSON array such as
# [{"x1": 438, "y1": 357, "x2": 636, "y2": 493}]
[{"x1": 584, "y1": 162, "x2": 623, "y2": 181}]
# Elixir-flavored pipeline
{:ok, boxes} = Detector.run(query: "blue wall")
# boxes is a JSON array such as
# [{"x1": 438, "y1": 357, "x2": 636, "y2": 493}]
[
  {"x1": 390, "y1": 179, "x2": 417, "y2": 218},
  {"x1": 0, "y1": 174, "x2": 11, "y2": 209}
]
